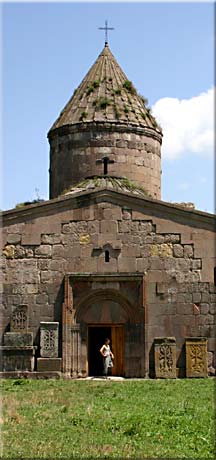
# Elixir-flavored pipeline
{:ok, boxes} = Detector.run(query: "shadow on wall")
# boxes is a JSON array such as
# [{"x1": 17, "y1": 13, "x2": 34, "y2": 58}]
[
  {"x1": 176, "y1": 342, "x2": 186, "y2": 378},
  {"x1": 54, "y1": 281, "x2": 64, "y2": 359},
  {"x1": 149, "y1": 342, "x2": 155, "y2": 378},
  {"x1": 3, "y1": 322, "x2": 10, "y2": 341}
]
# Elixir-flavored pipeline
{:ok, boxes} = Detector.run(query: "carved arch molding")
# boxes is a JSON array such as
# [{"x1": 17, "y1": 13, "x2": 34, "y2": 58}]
[{"x1": 62, "y1": 273, "x2": 145, "y2": 377}]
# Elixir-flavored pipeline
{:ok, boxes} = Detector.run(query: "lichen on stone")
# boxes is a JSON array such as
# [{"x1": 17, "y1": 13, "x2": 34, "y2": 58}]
[
  {"x1": 79, "y1": 234, "x2": 91, "y2": 245},
  {"x1": 3, "y1": 245, "x2": 15, "y2": 259},
  {"x1": 150, "y1": 243, "x2": 173, "y2": 258}
]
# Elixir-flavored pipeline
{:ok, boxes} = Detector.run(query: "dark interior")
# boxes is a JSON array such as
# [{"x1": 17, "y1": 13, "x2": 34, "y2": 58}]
[{"x1": 88, "y1": 326, "x2": 111, "y2": 376}]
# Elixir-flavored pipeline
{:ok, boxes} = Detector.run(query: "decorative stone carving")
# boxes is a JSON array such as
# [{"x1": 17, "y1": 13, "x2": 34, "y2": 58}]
[
  {"x1": 4, "y1": 332, "x2": 33, "y2": 347},
  {"x1": 186, "y1": 338, "x2": 208, "y2": 378},
  {"x1": 0, "y1": 305, "x2": 36, "y2": 372},
  {"x1": 154, "y1": 337, "x2": 176, "y2": 378},
  {"x1": 11, "y1": 305, "x2": 28, "y2": 332},
  {"x1": 40, "y1": 322, "x2": 59, "y2": 358},
  {"x1": 0, "y1": 346, "x2": 36, "y2": 372}
]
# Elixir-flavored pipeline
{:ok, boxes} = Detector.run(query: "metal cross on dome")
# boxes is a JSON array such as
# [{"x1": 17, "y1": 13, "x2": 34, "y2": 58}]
[{"x1": 99, "y1": 20, "x2": 114, "y2": 45}]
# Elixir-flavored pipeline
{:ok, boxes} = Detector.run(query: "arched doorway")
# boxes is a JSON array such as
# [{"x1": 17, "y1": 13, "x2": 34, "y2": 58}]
[{"x1": 62, "y1": 274, "x2": 145, "y2": 378}]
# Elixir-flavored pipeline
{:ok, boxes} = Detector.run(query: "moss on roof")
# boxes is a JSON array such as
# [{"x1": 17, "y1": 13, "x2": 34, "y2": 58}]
[{"x1": 61, "y1": 176, "x2": 152, "y2": 198}]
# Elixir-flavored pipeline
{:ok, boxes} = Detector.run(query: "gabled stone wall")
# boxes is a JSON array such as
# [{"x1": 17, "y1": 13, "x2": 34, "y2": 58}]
[{"x1": 1, "y1": 195, "x2": 216, "y2": 376}]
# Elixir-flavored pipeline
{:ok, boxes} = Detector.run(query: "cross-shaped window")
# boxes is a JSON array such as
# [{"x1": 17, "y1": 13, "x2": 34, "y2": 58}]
[{"x1": 96, "y1": 156, "x2": 114, "y2": 175}]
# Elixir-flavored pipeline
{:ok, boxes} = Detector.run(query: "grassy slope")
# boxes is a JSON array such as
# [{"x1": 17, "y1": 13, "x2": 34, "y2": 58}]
[{"x1": 1, "y1": 378, "x2": 215, "y2": 459}]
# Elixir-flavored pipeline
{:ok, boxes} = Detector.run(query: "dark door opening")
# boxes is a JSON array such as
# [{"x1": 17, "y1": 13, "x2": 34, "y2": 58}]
[{"x1": 88, "y1": 326, "x2": 111, "y2": 376}]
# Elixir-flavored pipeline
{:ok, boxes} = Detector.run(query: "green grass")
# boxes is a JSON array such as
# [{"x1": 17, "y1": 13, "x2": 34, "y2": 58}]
[
  {"x1": 93, "y1": 97, "x2": 111, "y2": 110},
  {"x1": 123, "y1": 80, "x2": 136, "y2": 95},
  {"x1": 86, "y1": 80, "x2": 100, "y2": 96},
  {"x1": 1, "y1": 378, "x2": 214, "y2": 459},
  {"x1": 79, "y1": 111, "x2": 88, "y2": 121}
]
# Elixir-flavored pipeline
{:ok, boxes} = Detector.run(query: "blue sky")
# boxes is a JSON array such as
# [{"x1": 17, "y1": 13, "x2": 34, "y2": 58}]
[{"x1": 2, "y1": 2, "x2": 214, "y2": 212}]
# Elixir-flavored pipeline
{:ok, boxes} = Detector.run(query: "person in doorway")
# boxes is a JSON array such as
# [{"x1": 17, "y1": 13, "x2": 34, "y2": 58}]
[{"x1": 100, "y1": 338, "x2": 114, "y2": 377}]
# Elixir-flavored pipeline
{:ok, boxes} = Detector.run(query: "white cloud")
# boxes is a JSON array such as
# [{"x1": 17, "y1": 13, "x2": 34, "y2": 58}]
[
  {"x1": 152, "y1": 88, "x2": 214, "y2": 160},
  {"x1": 200, "y1": 177, "x2": 207, "y2": 184},
  {"x1": 178, "y1": 182, "x2": 190, "y2": 191}
]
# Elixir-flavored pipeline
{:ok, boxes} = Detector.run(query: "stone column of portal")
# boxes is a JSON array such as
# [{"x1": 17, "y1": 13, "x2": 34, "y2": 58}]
[
  {"x1": 62, "y1": 302, "x2": 73, "y2": 376},
  {"x1": 71, "y1": 325, "x2": 81, "y2": 378},
  {"x1": 62, "y1": 276, "x2": 74, "y2": 376}
]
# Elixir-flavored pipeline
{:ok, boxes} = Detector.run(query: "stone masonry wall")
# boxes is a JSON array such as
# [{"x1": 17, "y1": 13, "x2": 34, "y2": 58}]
[
  {"x1": 1, "y1": 198, "x2": 216, "y2": 375},
  {"x1": 49, "y1": 126, "x2": 161, "y2": 200}
]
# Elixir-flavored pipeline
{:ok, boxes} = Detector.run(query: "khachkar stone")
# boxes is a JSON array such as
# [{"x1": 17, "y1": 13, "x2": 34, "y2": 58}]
[
  {"x1": 185, "y1": 338, "x2": 208, "y2": 378},
  {"x1": 40, "y1": 322, "x2": 59, "y2": 358},
  {"x1": 1, "y1": 347, "x2": 36, "y2": 372},
  {"x1": 11, "y1": 305, "x2": 28, "y2": 332},
  {"x1": 154, "y1": 337, "x2": 176, "y2": 378},
  {"x1": 0, "y1": 305, "x2": 36, "y2": 372}
]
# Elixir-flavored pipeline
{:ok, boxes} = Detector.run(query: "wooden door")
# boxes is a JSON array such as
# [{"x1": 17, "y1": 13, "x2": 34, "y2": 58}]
[{"x1": 111, "y1": 325, "x2": 124, "y2": 376}]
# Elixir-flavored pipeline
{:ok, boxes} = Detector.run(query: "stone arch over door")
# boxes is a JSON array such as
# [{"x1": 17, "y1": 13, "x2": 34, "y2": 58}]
[
  {"x1": 62, "y1": 274, "x2": 145, "y2": 378},
  {"x1": 76, "y1": 289, "x2": 136, "y2": 324}
]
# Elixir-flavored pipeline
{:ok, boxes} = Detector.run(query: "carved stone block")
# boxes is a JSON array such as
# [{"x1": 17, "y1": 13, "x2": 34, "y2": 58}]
[
  {"x1": 154, "y1": 337, "x2": 176, "y2": 378},
  {"x1": 11, "y1": 305, "x2": 28, "y2": 332},
  {"x1": 0, "y1": 346, "x2": 36, "y2": 372},
  {"x1": 186, "y1": 338, "x2": 208, "y2": 378},
  {"x1": 37, "y1": 358, "x2": 62, "y2": 372},
  {"x1": 40, "y1": 322, "x2": 59, "y2": 358},
  {"x1": 4, "y1": 332, "x2": 33, "y2": 347}
]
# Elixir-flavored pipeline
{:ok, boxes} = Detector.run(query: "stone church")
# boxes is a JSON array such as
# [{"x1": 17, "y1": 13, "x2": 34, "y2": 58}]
[{"x1": 1, "y1": 41, "x2": 215, "y2": 379}]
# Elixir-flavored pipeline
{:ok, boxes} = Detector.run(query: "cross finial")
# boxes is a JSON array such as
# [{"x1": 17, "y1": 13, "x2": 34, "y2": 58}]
[{"x1": 99, "y1": 20, "x2": 114, "y2": 46}]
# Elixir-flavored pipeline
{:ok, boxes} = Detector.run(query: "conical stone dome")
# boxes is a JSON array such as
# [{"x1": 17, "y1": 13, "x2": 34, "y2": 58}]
[
  {"x1": 49, "y1": 44, "x2": 161, "y2": 132},
  {"x1": 48, "y1": 44, "x2": 163, "y2": 200}
]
